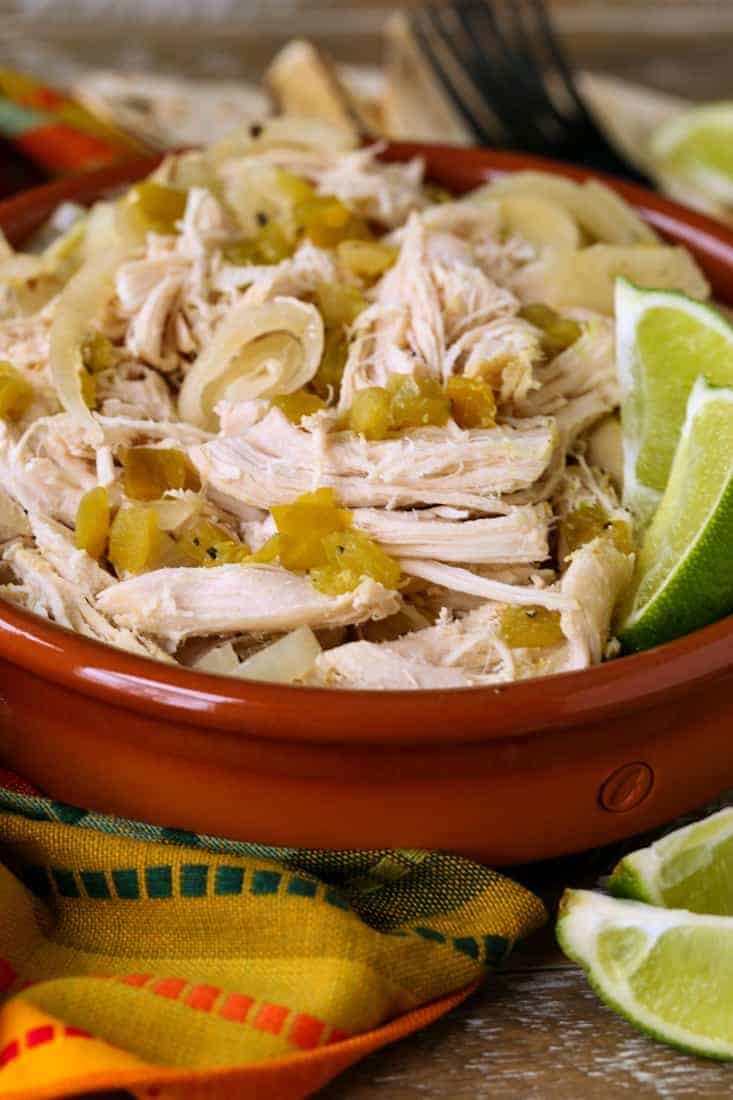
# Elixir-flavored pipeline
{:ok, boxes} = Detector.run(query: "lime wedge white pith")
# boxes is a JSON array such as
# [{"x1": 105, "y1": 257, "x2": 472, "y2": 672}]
[
  {"x1": 616, "y1": 279, "x2": 733, "y2": 526},
  {"x1": 609, "y1": 808, "x2": 733, "y2": 915},
  {"x1": 619, "y1": 376, "x2": 733, "y2": 651},
  {"x1": 557, "y1": 889, "x2": 733, "y2": 1060},
  {"x1": 651, "y1": 102, "x2": 733, "y2": 206}
]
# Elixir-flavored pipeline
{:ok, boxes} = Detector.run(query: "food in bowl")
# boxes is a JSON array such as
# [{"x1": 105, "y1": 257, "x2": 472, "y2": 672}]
[{"x1": 0, "y1": 123, "x2": 720, "y2": 689}]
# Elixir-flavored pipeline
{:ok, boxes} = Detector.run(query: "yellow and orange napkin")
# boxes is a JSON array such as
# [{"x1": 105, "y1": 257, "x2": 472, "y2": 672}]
[{"x1": 0, "y1": 772, "x2": 545, "y2": 1099}]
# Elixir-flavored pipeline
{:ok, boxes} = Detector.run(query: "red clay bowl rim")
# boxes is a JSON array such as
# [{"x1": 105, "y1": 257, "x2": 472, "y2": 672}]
[{"x1": 0, "y1": 141, "x2": 731, "y2": 746}]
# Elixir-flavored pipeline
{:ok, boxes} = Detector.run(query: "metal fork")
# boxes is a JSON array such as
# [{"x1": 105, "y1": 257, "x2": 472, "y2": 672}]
[{"x1": 408, "y1": 0, "x2": 653, "y2": 185}]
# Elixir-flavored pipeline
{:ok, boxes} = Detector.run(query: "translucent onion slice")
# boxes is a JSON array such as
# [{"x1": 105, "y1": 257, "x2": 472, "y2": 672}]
[
  {"x1": 49, "y1": 243, "x2": 129, "y2": 443},
  {"x1": 193, "y1": 627, "x2": 322, "y2": 682},
  {"x1": 499, "y1": 196, "x2": 580, "y2": 254},
  {"x1": 222, "y1": 161, "x2": 291, "y2": 237},
  {"x1": 87, "y1": 200, "x2": 139, "y2": 258},
  {"x1": 153, "y1": 492, "x2": 204, "y2": 534},
  {"x1": 474, "y1": 172, "x2": 658, "y2": 245},
  {"x1": 236, "y1": 626, "x2": 322, "y2": 684},
  {"x1": 513, "y1": 243, "x2": 709, "y2": 314},
  {"x1": 586, "y1": 414, "x2": 623, "y2": 490},
  {"x1": 178, "y1": 297, "x2": 324, "y2": 430},
  {"x1": 193, "y1": 642, "x2": 240, "y2": 676},
  {"x1": 0, "y1": 253, "x2": 47, "y2": 285},
  {"x1": 0, "y1": 213, "x2": 86, "y2": 287},
  {"x1": 210, "y1": 117, "x2": 356, "y2": 163}
]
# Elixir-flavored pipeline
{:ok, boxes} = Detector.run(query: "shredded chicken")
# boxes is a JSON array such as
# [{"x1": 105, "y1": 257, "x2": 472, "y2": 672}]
[
  {"x1": 338, "y1": 211, "x2": 534, "y2": 409},
  {"x1": 351, "y1": 504, "x2": 550, "y2": 563},
  {"x1": 559, "y1": 536, "x2": 634, "y2": 668},
  {"x1": 192, "y1": 407, "x2": 557, "y2": 512},
  {"x1": 3, "y1": 543, "x2": 171, "y2": 661},
  {"x1": 311, "y1": 602, "x2": 508, "y2": 688},
  {"x1": 96, "y1": 564, "x2": 400, "y2": 646},
  {"x1": 27, "y1": 512, "x2": 113, "y2": 597},
  {"x1": 230, "y1": 142, "x2": 427, "y2": 228},
  {"x1": 516, "y1": 317, "x2": 618, "y2": 443},
  {"x1": 0, "y1": 487, "x2": 31, "y2": 543},
  {"x1": 398, "y1": 558, "x2": 575, "y2": 611},
  {"x1": 96, "y1": 362, "x2": 176, "y2": 421},
  {"x1": 0, "y1": 131, "x2": 685, "y2": 689}
]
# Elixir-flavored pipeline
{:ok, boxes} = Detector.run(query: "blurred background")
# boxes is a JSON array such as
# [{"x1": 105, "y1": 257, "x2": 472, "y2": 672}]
[
  {"x1": 2, "y1": 0, "x2": 732, "y2": 96},
  {"x1": 1, "y1": 0, "x2": 733, "y2": 211}
]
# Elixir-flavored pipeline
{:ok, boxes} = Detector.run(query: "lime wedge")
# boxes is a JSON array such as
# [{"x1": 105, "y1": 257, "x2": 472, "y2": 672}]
[
  {"x1": 609, "y1": 808, "x2": 733, "y2": 915},
  {"x1": 616, "y1": 279, "x2": 733, "y2": 525},
  {"x1": 619, "y1": 376, "x2": 733, "y2": 651},
  {"x1": 651, "y1": 103, "x2": 733, "y2": 206},
  {"x1": 557, "y1": 889, "x2": 733, "y2": 1059}
]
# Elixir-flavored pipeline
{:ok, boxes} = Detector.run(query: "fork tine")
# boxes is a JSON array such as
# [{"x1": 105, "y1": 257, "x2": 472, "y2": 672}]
[
  {"x1": 521, "y1": 0, "x2": 597, "y2": 126},
  {"x1": 499, "y1": 0, "x2": 576, "y2": 123},
  {"x1": 412, "y1": 0, "x2": 653, "y2": 184},
  {"x1": 476, "y1": 1, "x2": 560, "y2": 110},
  {"x1": 426, "y1": 3, "x2": 524, "y2": 146},
  {"x1": 459, "y1": 1, "x2": 571, "y2": 148},
  {"x1": 423, "y1": 5, "x2": 516, "y2": 145},
  {"x1": 519, "y1": 0, "x2": 653, "y2": 178},
  {"x1": 442, "y1": 3, "x2": 544, "y2": 145},
  {"x1": 408, "y1": 7, "x2": 498, "y2": 145}
]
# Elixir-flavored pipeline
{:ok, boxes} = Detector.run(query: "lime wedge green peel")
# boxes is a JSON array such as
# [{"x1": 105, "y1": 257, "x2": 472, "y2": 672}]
[
  {"x1": 618, "y1": 376, "x2": 733, "y2": 651},
  {"x1": 616, "y1": 278, "x2": 733, "y2": 527},
  {"x1": 651, "y1": 103, "x2": 733, "y2": 206},
  {"x1": 557, "y1": 889, "x2": 733, "y2": 1060},
  {"x1": 609, "y1": 808, "x2": 733, "y2": 915}
]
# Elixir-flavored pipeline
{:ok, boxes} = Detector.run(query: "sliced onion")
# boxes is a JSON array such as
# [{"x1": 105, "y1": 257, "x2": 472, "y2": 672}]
[
  {"x1": 474, "y1": 172, "x2": 658, "y2": 245},
  {"x1": 0, "y1": 253, "x2": 47, "y2": 284},
  {"x1": 154, "y1": 492, "x2": 204, "y2": 533},
  {"x1": 513, "y1": 243, "x2": 709, "y2": 314},
  {"x1": 221, "y1": 161, "x2": 291, "y2": 236},
  {"x1": 178, "y1": 297, "x2": 324, "y2": 430},
  {"x1": 236, "y1": 626, "x2": 322, "y2": 684},
  {"x1": 49, "y1": 243, "x2": 129, "y2": 443},
  {"x1": 0, "y1": 218, "x2": 85, "y2": 286},
  {"x1": 586, "y1": 414, "x2": 623, "y2": 490},
  {"x1": 87, "y1": 200, "x2": 139, "y2": 258},
  {"x1": 194, "y1": 642, "x2": 240, "y2": 676},
  {"x1": 210, "y1": 117, "x2": 356, "y2": 163},
  {"x1": 499, "y1": 196, "x2": 580, "y2": 254}
]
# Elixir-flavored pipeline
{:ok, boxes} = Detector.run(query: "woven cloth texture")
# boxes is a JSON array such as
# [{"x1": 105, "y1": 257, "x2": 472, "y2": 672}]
[{"x1": 0, "y1": 782, "x2": 546, "y2": 1099}]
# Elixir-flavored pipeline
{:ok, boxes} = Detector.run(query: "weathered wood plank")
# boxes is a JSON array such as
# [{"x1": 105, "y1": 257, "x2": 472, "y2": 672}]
[{"x1": 321, "y1": 966, "x2": 729, "y2": 1099}]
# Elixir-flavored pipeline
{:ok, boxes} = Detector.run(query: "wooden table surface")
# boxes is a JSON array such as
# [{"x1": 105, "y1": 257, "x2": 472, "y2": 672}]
[
  {"x1": 321, "y1": 936, "x2": 727, "y2": 1099},
  {"x1": 320, "y1": 820, "x2": 732, "y2": 1100}
]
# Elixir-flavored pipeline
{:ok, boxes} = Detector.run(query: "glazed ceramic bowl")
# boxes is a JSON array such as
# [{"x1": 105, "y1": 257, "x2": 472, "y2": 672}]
[{"x1": 1, "y1": 144, "x2": 732, "y2": 865}]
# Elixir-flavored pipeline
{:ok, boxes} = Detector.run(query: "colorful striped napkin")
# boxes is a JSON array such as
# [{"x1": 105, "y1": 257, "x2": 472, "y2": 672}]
[
  {"x1": 0, "y1": 68, "x2": 144, "y2": 184},
  {"x1": 0, "y1": 776, "x2": 545, "y2": 1099}
]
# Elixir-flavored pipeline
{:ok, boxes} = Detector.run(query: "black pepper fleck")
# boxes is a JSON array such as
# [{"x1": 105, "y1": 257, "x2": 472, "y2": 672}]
[
  {"x1": 249, "y1": 123, "x2": 263, "y2": 138},
  {"x1": 255, "y1": 211, "x2": 269, "y2": 227}
]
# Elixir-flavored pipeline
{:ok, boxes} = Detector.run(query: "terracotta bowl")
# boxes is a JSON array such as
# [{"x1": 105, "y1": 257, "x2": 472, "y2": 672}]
[{"x1": 1, "y1": 144, "x2": 732, "y2": 865}]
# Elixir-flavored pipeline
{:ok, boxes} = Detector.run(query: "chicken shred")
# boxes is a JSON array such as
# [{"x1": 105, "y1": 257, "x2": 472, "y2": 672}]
[
  {"x1": 191, "y1": 407, "x2": 557, "y2": 512},
  {"x1": 96, "y1": 564, "x2": 400, "y2": 646}
]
